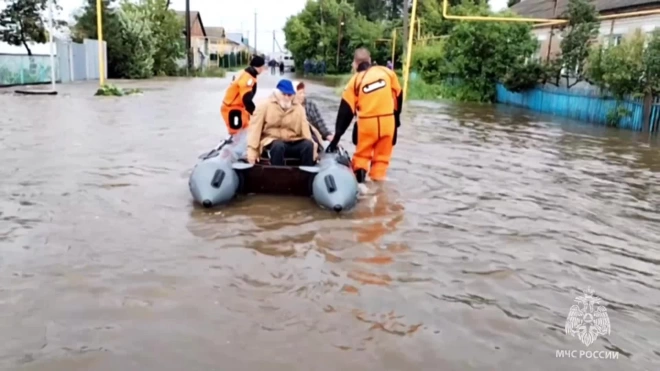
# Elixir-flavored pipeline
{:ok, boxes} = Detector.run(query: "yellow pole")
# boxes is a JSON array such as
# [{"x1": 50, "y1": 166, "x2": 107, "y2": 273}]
[
  {"x1": 391, "y1": 29, "x2": 396, "y2": 64},
  {"x1": 402, "y1": 0, "x2": 418, "y2": 101},
  {"x1": 96, "y1": 0, "x2": 105, "y2": 86}
]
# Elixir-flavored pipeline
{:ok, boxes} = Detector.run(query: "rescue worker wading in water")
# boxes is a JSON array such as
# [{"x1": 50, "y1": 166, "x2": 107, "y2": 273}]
[
  {"x1": 326, "y1": 48, "x2": 403, "y2": 184},
  {"x1": 221, "y1": 55, "x2": 267, "y2": 135}
]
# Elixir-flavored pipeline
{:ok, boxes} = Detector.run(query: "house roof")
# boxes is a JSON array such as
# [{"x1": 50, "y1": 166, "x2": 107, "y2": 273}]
[
  {"x1": 206, "y1": 27, "x2": 225, "y2": 39},
  {"x1": 175, "y1": 10, "x2": 206, "y2": 37},
  {"x1": 226, "y1": 33, "x2": 245, "y2": 45},
  {"x1": 510, "y1": 0, "x2": 660, "y2": 19}
]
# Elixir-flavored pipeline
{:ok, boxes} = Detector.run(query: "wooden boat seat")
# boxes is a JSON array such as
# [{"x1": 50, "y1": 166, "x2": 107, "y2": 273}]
[
  {"x1": 238, "y1": 158, "x2": 313, "y2": 196},
  {"x1": 258, "y1": 157, "x2": 302, "y2": 166}
]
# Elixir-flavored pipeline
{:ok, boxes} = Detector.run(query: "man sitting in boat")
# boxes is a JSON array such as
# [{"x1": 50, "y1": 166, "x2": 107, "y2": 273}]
[
  {"x1": 246, "y1": 79, "x2": 322, "y2": 166},
  {"x1": 294, "y1": 81, "x2": 334, "y2": 142}
]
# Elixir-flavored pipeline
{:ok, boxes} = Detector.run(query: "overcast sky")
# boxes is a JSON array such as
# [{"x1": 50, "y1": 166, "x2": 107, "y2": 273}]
[{"x1": 40, "y1": 0, "x2": 509, "y2": 54}]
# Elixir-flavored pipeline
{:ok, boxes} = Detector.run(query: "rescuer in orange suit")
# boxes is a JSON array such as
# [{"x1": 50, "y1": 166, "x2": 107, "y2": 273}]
[
  {"x1": 325, "y1": 48, "x2": 403, "y2": 183},
  {"x1": 221, "y1": 55, "x2": 267, "y2": 135}
]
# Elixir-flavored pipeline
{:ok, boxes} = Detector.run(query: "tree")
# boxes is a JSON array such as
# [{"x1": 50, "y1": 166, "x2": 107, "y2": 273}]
[
  {"x1": 557, "y1": 0, "x2": 599, "y2": 87},
  {"x1": 0, "y1": 0, "x2": 50, "y2": 55},
  {"x1": 72, "y1": 0, "x2": 126, "y2": 77},
  {"x1": 138, "y1": 0, "x2": 184, "y2": 76},
  {"x1": 71, "y1": 0, "x2": 117, "y2": 42},
  {"x1": 114, "y1": 3, "x2": 155, "y2": 79},
  {"x1": 72, "y1": 0, "x2": 183, "y2": 78},
  {"x1": 283, "y1": 0, "x2": 385, "y2": 73},
  {"x1": 585, "y1": 30, "x2": 660, "y2": 127},
  {"x1": 507, "y1": 0, "x2": 521, "y2": 7},
  {"x1": 587, "y1": 30, "x2": 660, "y2": 99},
  {"x1": 412, "y1": 3, "x2": 538, "y2": 102}
]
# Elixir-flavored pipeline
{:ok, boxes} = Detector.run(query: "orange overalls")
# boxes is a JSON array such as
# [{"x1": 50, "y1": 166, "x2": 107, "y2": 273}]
[
  {"x1": 336, "y1": 65, "x2": 402, "y2": 181},
  {"x1": 221, "y1": 68, "x2": 258, "y2": 135}
]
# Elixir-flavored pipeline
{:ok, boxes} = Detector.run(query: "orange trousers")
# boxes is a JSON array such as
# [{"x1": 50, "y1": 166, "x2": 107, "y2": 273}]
[
  {"x1": 351, "y1": 115, "x2": 396, "y2": 181},
  {"x1": 221, "y1": 105, "x2": 250, "y2": 135}
]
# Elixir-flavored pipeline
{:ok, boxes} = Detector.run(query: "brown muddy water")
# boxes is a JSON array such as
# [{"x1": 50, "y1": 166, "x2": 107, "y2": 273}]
[{"x1": 1, "y1": 74, "x2": 659, "y2": 371}]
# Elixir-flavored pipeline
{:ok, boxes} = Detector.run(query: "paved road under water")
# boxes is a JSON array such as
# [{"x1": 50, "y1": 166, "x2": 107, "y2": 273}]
[{"x1": 1, "y1": 73, "x2": 660, "y2": 371}]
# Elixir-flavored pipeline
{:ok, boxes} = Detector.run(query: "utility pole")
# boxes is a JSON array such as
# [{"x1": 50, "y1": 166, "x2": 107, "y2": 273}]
[
  {"x1": 336, "y1": 12, "x2": 344, "y2": 70},
  {"x1": 320, "y1": 2, "x2": 326, "y2": 63},
  {"x1": 402, "y1": 0, "x2": 409, "y2": 62},
  {"x1": 96, "y1": 0, "x2": 105, "y2": 85},
  {"x1": 272, "y1": 30, "x2": 275, "y2": 54},
  {"x1": 254, "y1": 10, "x2": 257, "y2": 54},
  {"x1": 185, "y1": 0, "x2": 192, "y2": 71},
  {"x1": 48, "y1": 0, "x2": 55, "y2": 92}
]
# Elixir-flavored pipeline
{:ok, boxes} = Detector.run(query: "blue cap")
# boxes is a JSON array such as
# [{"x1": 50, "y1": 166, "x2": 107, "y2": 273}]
[{"x1": 276, "y1": 79, "x2": 296, "y2": 95}]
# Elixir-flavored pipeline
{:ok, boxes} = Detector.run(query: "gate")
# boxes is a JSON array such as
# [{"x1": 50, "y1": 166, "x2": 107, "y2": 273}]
[{"x1": 56, "y1": 38, "x2": 107, "y2": 83}]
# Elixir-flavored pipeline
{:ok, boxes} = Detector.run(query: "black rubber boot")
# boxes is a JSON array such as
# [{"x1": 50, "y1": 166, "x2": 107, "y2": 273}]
[{"x1": 355, "y1": 169, "x2": 367, "y2": 183}]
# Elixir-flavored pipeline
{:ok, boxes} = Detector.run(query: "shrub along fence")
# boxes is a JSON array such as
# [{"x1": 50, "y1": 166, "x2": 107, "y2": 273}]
[{"x1": 496, "y1": 83, "x2": 660, "y2": 133}]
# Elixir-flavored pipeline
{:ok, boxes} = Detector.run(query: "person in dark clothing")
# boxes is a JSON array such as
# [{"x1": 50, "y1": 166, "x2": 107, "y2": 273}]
[
  {"x1": 268, "y1": 59, "x2": 277, "y2": 74},
  {"x1": 304, "y1": 59, "x2": 311, "y2": 76},
  {"x1": 268, "y1": 140, "x2": 314, "y2": 166},
  {"x1": 279, "y1": 59, "x2": 285, "y2": 75},
  {"x1": 295, "y1": 81, "x2": 333, "y2": 141}
]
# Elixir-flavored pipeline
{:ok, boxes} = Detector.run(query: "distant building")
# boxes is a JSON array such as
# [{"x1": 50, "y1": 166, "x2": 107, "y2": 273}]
[
  {"x1": 511, "y1": 0, "x2": 660, "y2": 61},
  {"x1": 175, "y1": 10, "x2": 208, "y2": 68},
  {"x1": 226, "y1": 33, "x2": 257, "y2": 55},
  {"x1": 206, "y1": 27, "x2": 227, "y2": 55}
]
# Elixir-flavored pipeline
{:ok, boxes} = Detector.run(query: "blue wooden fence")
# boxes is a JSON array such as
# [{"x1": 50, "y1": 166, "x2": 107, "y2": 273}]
[{"x1": 495, "y1": 83, "x2": 660, "y2": 132}]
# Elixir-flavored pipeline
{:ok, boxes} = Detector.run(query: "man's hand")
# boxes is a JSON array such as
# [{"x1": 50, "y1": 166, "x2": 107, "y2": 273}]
[
  {"x1": 325, "y1": 134, "x2": 334, "y2": 142},
  {"x1": 325, "y1": 141, "x2": 339, "y2": 153},
  {"x1": 247, "y1": 152, "x2": 258, "y2": 164}
]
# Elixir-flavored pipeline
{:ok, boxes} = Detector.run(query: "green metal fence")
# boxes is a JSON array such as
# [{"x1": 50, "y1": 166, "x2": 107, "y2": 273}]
[
  {"x1": 0, "y1": 54, "x2": 60, "y2": 87},
  {"x1": 210, "y1": 51, "x2": 250, "y2": 69}
]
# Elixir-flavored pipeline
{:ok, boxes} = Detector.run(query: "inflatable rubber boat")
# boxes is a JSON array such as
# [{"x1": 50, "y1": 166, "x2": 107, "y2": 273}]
[{"x1": 189, "y1": 129, "x2": 359, "y2": 212}]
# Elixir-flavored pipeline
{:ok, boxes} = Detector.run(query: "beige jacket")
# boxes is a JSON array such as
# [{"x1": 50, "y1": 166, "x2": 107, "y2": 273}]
[{"x1": 247, "y1": 92, "x2": 323, "y2": 161}]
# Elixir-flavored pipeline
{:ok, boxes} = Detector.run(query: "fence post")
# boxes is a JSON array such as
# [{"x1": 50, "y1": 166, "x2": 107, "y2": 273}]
[{"x1": 642, "y1": 92, "x2": 652, "y2": 132}]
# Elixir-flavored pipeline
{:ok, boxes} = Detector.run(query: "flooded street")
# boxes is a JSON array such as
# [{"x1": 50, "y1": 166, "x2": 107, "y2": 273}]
[{"x1": 2, "y1": 73, "x2": 660, "y2": 371}]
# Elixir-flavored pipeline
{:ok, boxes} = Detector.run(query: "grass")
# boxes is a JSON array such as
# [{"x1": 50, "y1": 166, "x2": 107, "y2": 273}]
[
  {"x1": 322, "y1": 71, "x2": 444, "y2": 101},
  {"x1": 225, "y1": 65, "x2": 247, "y2": 72},
  {"x1": 406, "y1": 79, "x2": 445, "y2": 100},
  {"x1": 190, "y1": 66, "x2": 227, "y2": 78},
  {"x1": 174, "y1": 66, "x2": 227, "y2": 78}
]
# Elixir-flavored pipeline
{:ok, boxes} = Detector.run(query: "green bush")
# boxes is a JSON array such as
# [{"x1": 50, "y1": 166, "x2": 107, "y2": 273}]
[
  {"x1": 502, "y1": 61, "x2": 546, "y2": 93},
  {"x1": 406, "y1": 3, "x2": 538, "y2": 102},
  {"x1": 174, "y1": 66, "x2": 227, "y2": 78},
  {"x1": 72, "y1": 0, "x2": 183, "y2": 79},
  {"x1": 406, "y1": 78, "x2": 444, "y2": 100},
  {"x1": 95, "y1": 84, "x2": 142, "y2": 96},
  {"x1": 411, "y1": 40, "x2": 446, "y2": 85},
  {"x1": 114, "y1": 4, "x2": 155, "y2": 79}
]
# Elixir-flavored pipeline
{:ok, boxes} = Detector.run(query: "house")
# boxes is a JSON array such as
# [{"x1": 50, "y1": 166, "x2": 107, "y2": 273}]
[
  {"x1": 175, "y1": 10, "x2": 208, "y2": 68},
  {"x1": 226, "y1": 33, "x2": 253, "y2": 53},
  {"x1": 511, "y1": 0, "x2": 660, "y2": 60},
  {"x1": 206, "y1": 28, "x2": 246, "y2": 54},
  {"x1": 206, "y1": 27, "x2": 226, "y2": 55}
]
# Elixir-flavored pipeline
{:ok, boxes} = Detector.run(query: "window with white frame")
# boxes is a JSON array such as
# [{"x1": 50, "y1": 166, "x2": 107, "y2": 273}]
[{"x1": 602, "y1": 34, "x2": 622, "y2": 48}]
